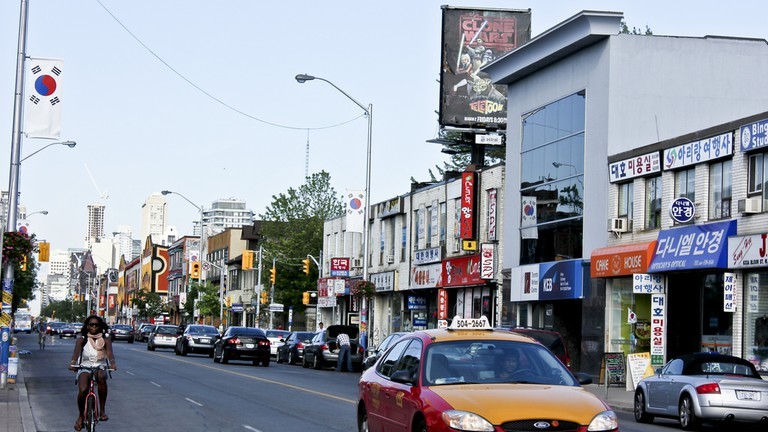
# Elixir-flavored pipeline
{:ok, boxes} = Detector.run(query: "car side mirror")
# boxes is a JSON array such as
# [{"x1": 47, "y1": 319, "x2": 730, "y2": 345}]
[
  {"x1": 573, "y1": 372, "x2": 593, "y2": 385},
  {"x1": 655, "y1": 367, "x2": 663, "y2": 376},
  {"x1": 391, "y1": 370, "x2": 416, "y2": 385}
]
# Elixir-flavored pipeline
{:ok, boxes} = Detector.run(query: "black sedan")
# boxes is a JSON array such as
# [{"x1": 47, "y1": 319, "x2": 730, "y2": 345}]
[
  {"x1": 175, "y1": 324, "x2": 219, "y2": 357},
  {"x1": 276, "y1": 331, "x2": 315, "y2": 365},
  {"x1": 110, "y1": 324, "x2": 135, "y2": 343},
  {"x1": 213, "y1": 326, "x2": 271, "y2": 366}
]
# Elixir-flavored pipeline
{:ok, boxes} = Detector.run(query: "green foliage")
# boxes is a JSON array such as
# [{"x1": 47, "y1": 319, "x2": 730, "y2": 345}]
[
  {"x1": 132, "y1": 291, "x2": 165, "y2": 321},
  {"x1": 2, "y1": 231, "x2": 40, "y2": 314},
  {"x1": 184, "y1": 281, "x2": 221, "y2": 320},
  {"x1": 41, "y1": 299, "x2": 88, "y2": 323},
  {"x1": 418, "y1": 130, "x2": 505, "y2": 184},
  {"x1": 620, "y1": 19, "x2": 652, "y2": 35}
]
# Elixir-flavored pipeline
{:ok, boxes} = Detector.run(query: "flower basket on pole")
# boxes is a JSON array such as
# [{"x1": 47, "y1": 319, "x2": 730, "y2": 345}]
[{"x1": 351, "y1": 280, "x2": 375, "y2": 300}]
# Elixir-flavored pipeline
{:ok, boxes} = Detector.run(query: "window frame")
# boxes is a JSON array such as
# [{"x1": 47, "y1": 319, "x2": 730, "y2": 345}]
[
  {"x1": 645, "y1": 175, "x2": 662, "y2": 229},
  {"x1": 708, "y1": 159, "x2": 732, "y2": 220}
]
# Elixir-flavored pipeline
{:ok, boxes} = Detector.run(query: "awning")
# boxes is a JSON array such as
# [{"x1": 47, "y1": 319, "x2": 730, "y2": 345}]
[
  {"x1": 590, "y1": 241, "x2": 657, "y2": 278},
  {"x1": 648, "y1": 220, "x2": 736, "y2": 273}
]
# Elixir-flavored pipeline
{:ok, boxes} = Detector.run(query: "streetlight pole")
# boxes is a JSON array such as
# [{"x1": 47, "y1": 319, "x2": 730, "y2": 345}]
[
  {"x1": 295, "y1": 74, "x2": 373, "y2": 334},
  {"x1": 20, "y1": 141, "x2": 76, "y2": 163}
]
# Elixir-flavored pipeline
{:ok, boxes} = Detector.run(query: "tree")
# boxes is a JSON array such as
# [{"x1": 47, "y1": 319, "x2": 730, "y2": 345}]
[
  {"x1": 620, "y1": 19, "x2": 652, "y2": 35},
  {"x1": 259, "y1": 171, "x2": 343, "y2": 316},
  {"x1": 1, "y1": 231, "x2": 40, "y2": 314},
  {"x1": 41, "y1": 299, "x2": 88, "y2": 322},
  {"x1": 416, "y1": 129, "x2": 505, "y2": 184},
  {"x1": 183, "y1": 281, "x2": 220, "y2": 322},
  {"x1": 132, "y1": 291, "x2": 165, "y2": 321}
]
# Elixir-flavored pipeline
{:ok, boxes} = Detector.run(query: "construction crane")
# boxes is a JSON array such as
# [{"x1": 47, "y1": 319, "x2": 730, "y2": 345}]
[{"x1": 84, "y1": 163, "x2": 109, "y2": 202}]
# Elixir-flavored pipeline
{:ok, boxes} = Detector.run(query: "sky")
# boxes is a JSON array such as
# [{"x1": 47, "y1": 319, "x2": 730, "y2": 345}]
[{"x1": 1, "y1": 0, "x2": 766, "y2": 265}]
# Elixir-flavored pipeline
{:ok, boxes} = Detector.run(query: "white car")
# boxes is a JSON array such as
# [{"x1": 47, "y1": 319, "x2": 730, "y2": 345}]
[{"x1": 265, "y1": 330, "x2": 290, "y2": 357}]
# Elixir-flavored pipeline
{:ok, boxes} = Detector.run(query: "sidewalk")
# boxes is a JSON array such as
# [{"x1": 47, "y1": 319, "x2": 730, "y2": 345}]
[
  {"x1": 1, "y1": 359, "x2": 35, "y2": 432},
  {"x1": 583, "y1": 383, "x2": 635, "y2": 412}
]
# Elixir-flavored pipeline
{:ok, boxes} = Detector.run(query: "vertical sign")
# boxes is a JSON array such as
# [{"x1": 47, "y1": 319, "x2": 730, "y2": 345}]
[
  {"x1": 437, "y1": 289, "x2": 448, "y2": 320},
  {"x1": 747, "y1": 273, "x2": 760, "y2": 313},
  {"x1": 430, "y1": 199, "x2": 440, "y2": 246},
  {"x1": 651, "y1": 293, "x2": 666, "y2": 366},
  {"x1": 480, "y1": 243, "x2": 494, "y2": 279},
  {"x1": 460, "y1": 172, "x2": 476, "y2": 239},
  {"x1": 487, "y1": 189, "x2": 497, "y2": 241},
  {"x1": 723, "y1": 272, "x2": 736, "y2": 312}
]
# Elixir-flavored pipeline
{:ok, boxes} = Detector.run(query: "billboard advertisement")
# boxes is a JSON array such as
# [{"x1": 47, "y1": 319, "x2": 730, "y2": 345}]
[{"x1": 439, "y1": 7, "x2": 531, "y2": 128}]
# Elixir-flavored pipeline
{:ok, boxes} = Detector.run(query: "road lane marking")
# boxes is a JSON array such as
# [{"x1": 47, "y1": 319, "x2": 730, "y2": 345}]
[
  {"x1": 150, "y1": 381, "x2": 161, "y2": 387},
  {"x1": 186, "y1": 397, "x2": 203, "y2": 406},
  {"x1": 243, "y1": 425, "x2": 262, "y2": 432}
]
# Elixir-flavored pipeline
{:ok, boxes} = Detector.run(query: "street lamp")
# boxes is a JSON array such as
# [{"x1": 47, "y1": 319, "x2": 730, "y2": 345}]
[
  {"x1": 295, "y1": 73, "x2": 373, "y2": 333},
  {"x1": 25, "y1": 210, "x2": 48, "y2": 217},
  {"x1": 20, "y1": 140, "x2": 76, "y2": 163}
]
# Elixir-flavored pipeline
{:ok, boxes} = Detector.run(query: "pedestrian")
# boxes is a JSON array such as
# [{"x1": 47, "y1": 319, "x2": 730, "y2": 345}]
[
  {"x1": 318, "y1": 322, "x2": 324, "y2": 331},
  {"x1": 336, "y1": 331, "x2": 353, "y2": 372},
  {"x1": 37, "y1": 319, "x2": 47, "y2": 350}
]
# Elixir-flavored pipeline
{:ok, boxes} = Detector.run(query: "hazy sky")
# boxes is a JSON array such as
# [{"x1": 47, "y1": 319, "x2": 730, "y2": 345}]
[{"x1": 1, "y1": 0, "x2": 765, "y2": 259}]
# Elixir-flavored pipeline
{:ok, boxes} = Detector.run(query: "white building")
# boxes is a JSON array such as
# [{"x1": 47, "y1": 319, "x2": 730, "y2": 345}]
[
  {"x1": 85, "y1": 203, "x2": 105, "y2": 249},
  {"x1": 202, "y1": 198, "x2": 254, "y2": 235},
  {"x1": 141, "y1": 193, "x2": 168, "y2": 245}
]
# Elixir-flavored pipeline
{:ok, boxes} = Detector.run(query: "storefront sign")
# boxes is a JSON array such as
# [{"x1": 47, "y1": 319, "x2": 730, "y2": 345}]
[
  {"x1": 442, "y1": 254, "x2": 483, "y2": 287},
  {"x1": 318, "y1": 296, "x2": 337, "y2": 307},
  {"x1": 740, "y1": 118, "x2": 768, "y2": 152},
  {"x1": 632, "y1": 274, "x2": 664, "y2": 293},
  {"x1": 317, "y1": 277, "x2": 349, "y2": 300},
  {"x1": 413, "y1": 247, "x2": 441, "y2": 265},
  {"x1": 487, "y1": 189, "x2": 498, "y2": 241},
  {"x1": 407, "y1": 295, "x2": 428, "y2": 310},
  {"x1": 669, "y1": 197, "x2": 695, "y2": 224},
  {"x1": 410, "y1": 263, "x2": 442, "y2": 289},
  {"x1": 370, "y1": 271, "x2": 395, "y2": 292},
  {"x1": 723, "y1": 272, "x2": 736, "y2": 312},
  {"x1": 608, "y1": 151, "x2": 661, "y2": 183},
  {"x1": 538, "y1": 260, "x2": 584, "y2": 300},
  {"x1": 747, "y1": 273, "x2": 760, "y2": 313},
  {"x1": 330, "y1": 258, "x2": 350, "y2": 277},
  {"x1": 728, "y1": 233, "x2": 768, "y2": 268},
  {"x1": 648, "y1": 220, "x2": 736, "y2": 272},
  {"x1": 480, "y1": 243, "x2": 495, "y2": 279},
  {"x1": 663, "y1": 132, "x2": 732, "y2": 169},
  {"x1": 437, "y1": 289, "x2": 448, "y2": 320},
  {"x1": 651, "y1": 293, "x2": 666, "y2": 365},
  {"x1": 591, "y1": 242, "x2": 656, "y2": 277},
  {"x1": 460, "y1": 172, "x2": 476, "y2": 239},
  {"x1": 377, "y1": 197, "x2": 403, "y2": 218},
  {"x1": 430, "y1": 199, "x2": 440, "y2": 246}
]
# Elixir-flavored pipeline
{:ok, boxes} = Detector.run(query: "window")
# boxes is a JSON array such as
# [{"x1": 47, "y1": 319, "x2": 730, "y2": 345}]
[
  {"x1": 618, "y1": 182, "x2": 633, "y2": 219},
  {"x1": 709, "y1": 160, "x2": 732, "y2": 219},
  {"x1": 377, "y1": 339, "x2": 409, "y2": 378},
  {"x1": 748, "y1": 152, "x2": 768, "y2": 211},
  {"x1": 645, "y1": 176, "x2": 662, "y2": 229},
  {"x1": 675, "y1": 168, "x2": 695, "y2": 202}
]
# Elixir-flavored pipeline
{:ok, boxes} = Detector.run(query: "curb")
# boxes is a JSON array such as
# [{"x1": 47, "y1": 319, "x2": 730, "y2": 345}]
[{"x1": 17, "y1": 362, "x2": 36, "y2": 432}]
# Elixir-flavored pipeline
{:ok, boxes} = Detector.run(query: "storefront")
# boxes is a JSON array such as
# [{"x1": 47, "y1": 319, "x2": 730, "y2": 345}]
[
  {"x1": 591, "y1": 241, "x2": 657, "y2": 361},
  {"x1": 443, "y1": 254, "x2": 496, "y2": 323}
]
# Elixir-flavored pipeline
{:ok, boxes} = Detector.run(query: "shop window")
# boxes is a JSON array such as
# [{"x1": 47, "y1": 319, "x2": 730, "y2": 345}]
[
  {"x1": 618, "y1": 182, "x2": 633, "y2": 219},
  {"x1": 709, "y1": 160, "x2": 732, "y2": 219},
  {"x1": 645, "y1": 176, "x2": 662, "y2": 229},
  {"x1": 744, "y1": 272, "x2": 768, "y2": 370},
  {"x1": 747, "y1": 152, "x2": 768, "y2": 211}
]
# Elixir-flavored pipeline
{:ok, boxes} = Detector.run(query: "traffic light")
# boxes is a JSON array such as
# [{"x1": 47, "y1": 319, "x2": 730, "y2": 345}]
[
  {"x1": 38, "y1": 241, "x2": 50, "y2": 262},
  {"x1": 269, "y1": 266, "x2": 276, "y2": 285},
  {"x1": 190, "y1": 261, "x2": 201, "y2": 279},
  {"x1": 302, "y1": 291, "x2": 310, "y2": 305},
  {"x1": 260, "y1": 291, "x2": 268, "y2": 304},
  {"x1": 302, "y1": 258, "x2": 310, "y2": 276},
  {"x1": 20, "y1": 255, "x2": 27, "y2": 271},
  {"x1": 242, "y1": 250, "x2": 254, "y2": 270}
]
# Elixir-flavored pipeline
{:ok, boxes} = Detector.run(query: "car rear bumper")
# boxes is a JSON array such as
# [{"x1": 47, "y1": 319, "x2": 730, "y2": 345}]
[
  {"x1": 699, "y1": 405, "x2": 768, "y2": 423},
  {"x1": 224, "y1": 347, "x2": 270, "y2": 360}
]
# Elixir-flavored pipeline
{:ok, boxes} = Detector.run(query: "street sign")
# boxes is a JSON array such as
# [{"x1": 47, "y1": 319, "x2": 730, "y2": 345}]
[
  {"x1": 475, "y1": 134, "x2": 503, "y2": 145},
  {"x1": 268, "y1": 303, "x2": 284, "y2": 312},
  {"x1": 202, "y1": 261, "x2": 211, "y2": 271}
]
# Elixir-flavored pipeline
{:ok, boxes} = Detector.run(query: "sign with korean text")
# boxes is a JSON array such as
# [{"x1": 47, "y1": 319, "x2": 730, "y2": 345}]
[
  {"x1": 728, "y1": 233, "x2": 768, "y2": 268},
  {"x1": 370, "y1": 271, "x2": 395, "y2": 292},
  {"x1": 740, "y1": 118, "x2": 768, "y2": 152},
  {"x1": 632, "y1": 273, "x2": 664, "y2": 294},
  {"x1": 413, "y1": 247, "x2": 441, "y2": 265},
  {"x1": 480, "y1": 243, "x2": 495, "y2": 279},
  {"x1": 663, "y1": 132, "x2": 733, "y2": 169},
  {"x1": 410, "y1": 263, "x2": 442, "y2": 289},
  {"x1": 330, "y1": 258, "x2": 350, "y2": 277},
  {"x1": 608, "y1": 151, "x2": 661, "y2": 183},
  {"x1": 460, "y1": 172, "x2": 476, "y2": 239},
  {"x1": 430, "y1": 199, "x2": 440, "y2": 246},
  {"x1": 747, "y1": 273, "x2": 760, "y2": 313},
  {"x1": 487, "y1": 188, "x2": 498, "y2": 241},
  {"x1": 651, "y1": 293, "x2": 666, "y2": 365},
  {"x1": 723, "y1": 272, "x2": 736, "y2": 312},
  {"x1": 442, "y1": 254, "x2": 483, "y2": 287},
  {"x1": 648, "y1": 220, "x2": 736, "y2": 272},
  {"x1": 437, "y1": 289, "x2": 448, "y2": 319},
  {"x1": 669, "y1": 197, "x2": 695, "y2": 224},
  {"x1": 407, "y1": 295, "x2": 428, "y2": 310}
]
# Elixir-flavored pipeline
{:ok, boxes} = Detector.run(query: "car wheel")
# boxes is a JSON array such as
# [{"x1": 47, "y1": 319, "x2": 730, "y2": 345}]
[
  {"x1": 413, "y1": 416, "x2": 427, "y2": 432},
  {"x1": 634, "y1": 390, "x2": 654, "y2": 423},
  {"x1": 313, "y1": 352, "x2": 323, "y2": 370},
  {"x1": 276, "y1": 351, "x2": 284, "y2": 364},
  {"x1": 302, "y1": 354, "x2": 309, "y2": 368},
  {"x1": 208, "y1": 350, "x2": 214, "y2": 358},
  {"x1": 180, "y1": 343, "x2": 187, "y2": 356},
  {"x1": 262, "y1": 357, "x2": 270, "y2": 367},
  {"x1": 678, "y1": 394, "x2": 700, "y2": 430},
  {"x1": 358, "y1": 407, "x2": 369, "y2": 432},
  {"x1": 288, "y1": 351, "x2": 296, "y2": 365},
  {"x1": 221, "y1": 350, "x2": 229, "y2": 364},
  {"x1": 128, "y1": 338, "x2": 134, "y2": 344},
  {"x1": 213, "y1": 348, "x2": 220, "y2": 363}
]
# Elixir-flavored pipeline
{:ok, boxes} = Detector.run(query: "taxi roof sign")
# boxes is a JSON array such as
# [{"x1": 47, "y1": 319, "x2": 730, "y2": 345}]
[{"x1": 448, "y1": 315, "x2": 492, "y2": 331}]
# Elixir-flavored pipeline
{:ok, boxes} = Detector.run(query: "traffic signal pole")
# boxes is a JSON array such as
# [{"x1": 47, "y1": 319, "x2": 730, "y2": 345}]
[
  {"x1": 269, "y1": 257, "x2": 275, "y2": 329},
  {"x1": 255, "y1": 244, "x2": 263, "y2": 327}
]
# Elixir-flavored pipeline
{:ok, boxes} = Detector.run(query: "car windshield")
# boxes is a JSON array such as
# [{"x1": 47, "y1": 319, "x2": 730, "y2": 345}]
[
  {"x1": 114, "y1": 325, "x2": 132, "y2": 330},
  {"x1": 423, "y1": 340, "x2": 578, "y2": 386},
  {"x1": 187, "y1": 325, "x2": 218, "y2": 335},
  {"x1": 156, "y1": 326, "x2": 178, "y2": 335},
  {"x1": 229, "y1": 327, "x2": 264, "y2": 337},
  {"x1": 696, "y1": 360, "x2": 759, "y2": 377},
  {"x1": 294, "y1": 332, "x2": 314, "y2": 341},
  {"x1": 267, "y1": 330, "x2": 290, "y2": 339}
]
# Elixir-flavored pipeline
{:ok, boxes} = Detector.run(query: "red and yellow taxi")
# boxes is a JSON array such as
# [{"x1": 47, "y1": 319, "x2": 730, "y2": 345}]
[{"x1": 358, "y1": 316, "x2": 619, "y2": 432}]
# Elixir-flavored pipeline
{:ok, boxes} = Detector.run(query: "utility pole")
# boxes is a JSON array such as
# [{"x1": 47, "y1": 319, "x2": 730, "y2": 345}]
[{"x1": 269, "y1": 257, "x2": 275, "y2": 330}]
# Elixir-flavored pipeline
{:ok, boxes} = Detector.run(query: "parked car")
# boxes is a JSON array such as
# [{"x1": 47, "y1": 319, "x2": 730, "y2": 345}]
[
  {"x1": 59, "y1": 323, "x2": 78, "y2": 338},
  {"x1": 213, "y1": 326, "x2": 271, "y2": 366},
  {"x1": 147, "y1": 325, "x2": 180, "y2": 351},
  {"x1": 135, "y1": 323, "x2": 155, "y2": 342},
  {"x1": 362, "y1": 332, "x2": 409, "y2": 370},
  {"x1": 357, "y1": 316, "x2": 617, "y2": 432},
  {"x1": 266, "y1": 330, "x2": 291, "y2": 357},
  {"x1": 634, "y1": 352, "x2": 768, "y2": 430},
  {"x1": 276, "y1": 331, "x2": 315, "y2": 365},
  {"x1": 302, "y1": 325, "x2": 364, "y2": 371},
  {"x1": 497, "y1": 327, "x2": 571, "y2": 369},
  {"x1": 110, "y1": 324, "x2": 135, "y2": 343},
  {"x1": 175, "y1": 324, "x2": 219, "y2": 356}
]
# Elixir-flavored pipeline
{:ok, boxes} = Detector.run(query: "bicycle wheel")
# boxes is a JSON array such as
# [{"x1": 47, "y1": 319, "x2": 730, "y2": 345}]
[{"x1": 85, "y1": 394, "x2": 97, "y2": 432}]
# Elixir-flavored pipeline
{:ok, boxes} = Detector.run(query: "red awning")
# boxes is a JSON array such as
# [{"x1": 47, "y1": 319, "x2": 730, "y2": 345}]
[{"x1": 590, "y1": 241, "x2": 657, "y2": 278}]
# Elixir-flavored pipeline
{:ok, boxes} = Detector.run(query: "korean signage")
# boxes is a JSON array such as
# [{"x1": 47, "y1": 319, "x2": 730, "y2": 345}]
[
  {"x1": 439, "y1": 7, "x2": 531, "y2": 128},
  {"x1": 608, "y1": 151, "x2": 661, "y2": 183},
  {"x1": 410, "y1": 263, "x2": 442, "y2": 289},
  {"x1": 728, "y1": 233, "x2": 768, "y2": 268},
  {"x1": 669, "y1": 197, "x2": 695, "y2": 224},
  {"x1": 317, "y1": 277, "x2": 349, "y2": 299},
  {"x1": 407, "y1": 295, "x2": 428, "y2": 310},
  {"x1": 437, "y1": 289, "x2": 448, "y2": 320},
  {"x1": 740, "y1": 118, "x2": 768, "y2": 152},
  {"x1": 651, "y1": 293, "x2": 666, "y2": 365},
  {"x1": 330, "y1": 258, "x2": 350, "y2": 277},
  {"x1": 370, "y1": 271, "x2": 395, "y2": 292},
  {"x1": 480, "y1": 243, "x2": 495, "y2": 279},
  {"x1": 648, "y1": 220, "x2": 736, "y2": 272},
  {"x1": 663, "y1": 132, "x2": 732, "y2": 169},
  {"x1": 591, "y1": 242, "x2": 656, "y2": 278},
  {"x1": 443, "y1": 254, "x2": 483, "y2": 287},
  {"x1": 723, "y1": 272, "x2": 736, "y2": 313},
  {"x1": 487, "y1": 188, "x2": 498, "y2": 241},
  {"x1": 632, "y1": 274, "x2": 664, "y2": 294},
  {"x1": 430, "y1": 199, "x2": 440, "y2": 246},
  {"x1": 413, "y1": 247, "x2": 442, "y2": 265},
  {"x1": 747, "y1": 273, "x2": 760, "y2": 313},
  {"x1": 460, "y1": 172, "x2": 476, "y2": 239}
]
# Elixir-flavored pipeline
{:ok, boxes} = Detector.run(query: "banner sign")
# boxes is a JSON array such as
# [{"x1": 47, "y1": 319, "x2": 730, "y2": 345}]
[
  {"x1": 648, "y1": 220, "x2": 736, "y2": 272},
  {"x1": 410, "y1": 263, "x2": 442, "y2": 289},
  {"x1": 740, "y1": 118, "x2": 768, "y2": 152},
  {"x1": 723, "y1": 272, "x2": 736, "y2": 312},
  {"x1": 460, "y1": 172, "x2": 476, "y2": 239},
  {"x1": 487, "y1": 188, "x2": 498, "y2": 241},
  {"x1": 632, "y1": 274, "x2": 665, "y2": 294},
  {"x1": 25, "y1": 58, "x2": 64, "y2": 139},
  {"x1": 663, "y1": 132, "x2": 732, "y2": 169},
  {"x1": 330, "y1": 257, "x2": 350, "y2": 277},
  {"x1": 370, "y1": 271, "x2": 395, "y2": 292},
  {"x1": 538, "y1": 260, "x2": 584, "y2": 300},
  {"x1": 651, "y1": 293, "x2": 666, "y2": 365},
  {"x1": 608, "y1": 151, "x2": 661, "y2": 183},
  {"x1": 728, "y1": 233, "x2": 768, "y2": 268},
  {"x1": 413, "y1": 247, "x2": 441, "y2": 265},
  {"x1": 520, "y1": 196, "x2": 538, "y2": 239},
  {"x1": 442, "y1": 254, "x2": 483, "y2": 287},
  {"x1": 480, "y1": 243, "x2": 495, "y2": 279},
  {"x1": 407, "y1": 295, "x2": 428, "y2": 310},
  {"x1": 439, "y1": 7, "x2": 531, "y2": 128},
  {"x1": 747, "y1": 273, "x2": 760, "y2": 313},
  {"x1": 437, "y1": 289, "x2": 448, "y2": 320}
]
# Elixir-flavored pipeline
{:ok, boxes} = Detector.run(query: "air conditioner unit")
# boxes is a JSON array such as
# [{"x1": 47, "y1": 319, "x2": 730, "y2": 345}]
[
  {"x1": 386, "y1": 254, "x2": 395, "y2": 264},
  {"x1": 608, "y1": 217, "x2": 629, "y2": 233},
  {"x1": 743, "y1": 197, "x2": 763, "y2": 214},
  {"x1": 351, "y1": 258, "x2": 363, "y2": 268}
]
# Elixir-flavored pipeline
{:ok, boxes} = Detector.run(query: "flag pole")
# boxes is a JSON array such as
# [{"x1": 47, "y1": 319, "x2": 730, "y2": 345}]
[{"x1": 1, "y1": 0, "x2": 29, "y2": 389}]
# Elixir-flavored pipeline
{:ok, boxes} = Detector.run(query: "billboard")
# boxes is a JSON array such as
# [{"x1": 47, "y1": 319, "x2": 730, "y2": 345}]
[{"x1": 439, "y1": 7, "x2": 531, "y2": 128}]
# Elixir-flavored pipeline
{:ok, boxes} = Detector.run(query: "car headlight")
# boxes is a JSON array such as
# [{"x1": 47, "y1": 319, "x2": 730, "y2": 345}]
[
  {"x1": 587, "y1": 410, "x2": 618, "y2": 431},
  {"x1": 441, "y1": 410, "x2": 494, "y2": 431}
]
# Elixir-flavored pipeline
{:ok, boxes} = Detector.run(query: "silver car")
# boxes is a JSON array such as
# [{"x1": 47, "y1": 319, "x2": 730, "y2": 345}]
[
  {"x1": 147, "y1": 325, "x2": 180, "y2": 351},
  {"x1": 175, "y1": 325, "x2": 219, "y2": 357},
  {"x1": 634, "y1": 352, "x2": 768, "y2": 429}
]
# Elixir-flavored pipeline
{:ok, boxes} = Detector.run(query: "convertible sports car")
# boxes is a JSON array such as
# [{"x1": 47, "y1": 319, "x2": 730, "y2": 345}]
[{"x1": 634, "y1": 352, "x2": 768, "y2": 430}]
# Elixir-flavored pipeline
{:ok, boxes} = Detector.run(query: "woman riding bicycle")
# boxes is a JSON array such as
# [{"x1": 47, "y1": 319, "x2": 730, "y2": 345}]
[{"x1": 68, "y1": 315, "x2": 117, "y2": 431}]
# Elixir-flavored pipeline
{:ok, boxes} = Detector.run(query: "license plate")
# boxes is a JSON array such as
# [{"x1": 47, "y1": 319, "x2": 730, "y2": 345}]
[
  {"x1": 200, "y1": 338, "x2": 210, "y2": 343},
  {"x1": 245, "y1": 343, "x2": 255, "y2": 348},
  {"x1": 736, "y1": 391, "x2": 760, "y2": 401}
]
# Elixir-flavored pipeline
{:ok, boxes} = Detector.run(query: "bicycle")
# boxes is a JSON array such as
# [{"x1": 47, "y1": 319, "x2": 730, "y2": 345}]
[{"x1": 72, "y1": 365, "x2": 113, "y2": 432}]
